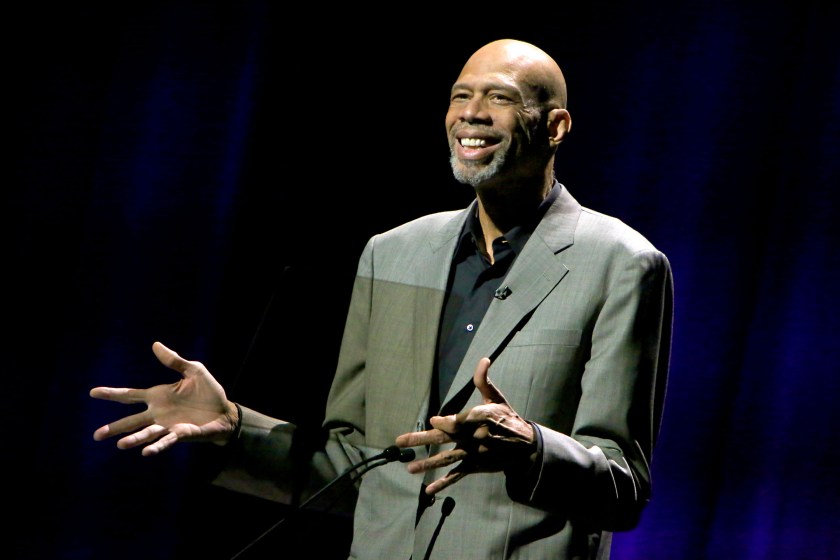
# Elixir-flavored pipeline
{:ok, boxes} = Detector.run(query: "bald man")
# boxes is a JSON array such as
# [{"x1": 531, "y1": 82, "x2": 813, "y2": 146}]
[{"x1": 91, "y1": 39, "x2": 673, "y2": 559}]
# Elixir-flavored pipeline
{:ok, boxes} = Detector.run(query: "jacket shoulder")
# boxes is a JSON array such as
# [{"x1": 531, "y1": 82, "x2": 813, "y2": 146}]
[
  {"x1": 577, "y1": 207, "x2": 666, "y2": 258},
  {"x1": 379, "y1": 210, "x2": 463, "y2": 239}
]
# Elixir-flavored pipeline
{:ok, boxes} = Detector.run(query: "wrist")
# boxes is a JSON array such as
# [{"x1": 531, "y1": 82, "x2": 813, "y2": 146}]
[{"x1": 215, "y1": 401, "x2": 243, "y2": 446}]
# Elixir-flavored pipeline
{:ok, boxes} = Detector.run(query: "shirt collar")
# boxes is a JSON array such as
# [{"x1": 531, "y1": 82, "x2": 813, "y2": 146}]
[{"x1": 456, "y1": 180, "x2": 562, "y2": 256}]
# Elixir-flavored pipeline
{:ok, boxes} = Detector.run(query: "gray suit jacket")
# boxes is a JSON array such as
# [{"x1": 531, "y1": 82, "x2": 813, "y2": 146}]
[{"x1": 214, "y1": 184, "x2": 674, "y2": 559}]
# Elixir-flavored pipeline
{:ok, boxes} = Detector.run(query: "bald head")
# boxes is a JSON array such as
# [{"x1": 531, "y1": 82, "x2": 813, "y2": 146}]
[
  {"x1": 446, "y1": 38, "x2": 572, "y2": 197},
  {"x1": 461, "y1": 39, "x2": 568, "y2": 110}
]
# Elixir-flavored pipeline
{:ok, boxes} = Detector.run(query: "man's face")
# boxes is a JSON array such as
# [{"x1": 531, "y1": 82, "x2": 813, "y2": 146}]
[{"x1": 445, "y1": 60, "x2": 543, "y2": 188}]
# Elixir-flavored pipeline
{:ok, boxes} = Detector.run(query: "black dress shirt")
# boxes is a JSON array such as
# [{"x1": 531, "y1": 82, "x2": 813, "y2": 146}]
[{"x1": 433, "y1": 182, "x2": 560, "y2": 414}]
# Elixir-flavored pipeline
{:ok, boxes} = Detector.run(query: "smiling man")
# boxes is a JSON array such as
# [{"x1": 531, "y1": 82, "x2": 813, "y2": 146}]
[{"x1": 91, "y1": 39, "x2": 674, "y2": 559}]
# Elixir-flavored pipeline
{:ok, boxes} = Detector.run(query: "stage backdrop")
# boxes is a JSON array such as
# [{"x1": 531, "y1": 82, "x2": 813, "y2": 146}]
[{"x1": 9, "y1": 3, "x2": 839, "y2": 559}]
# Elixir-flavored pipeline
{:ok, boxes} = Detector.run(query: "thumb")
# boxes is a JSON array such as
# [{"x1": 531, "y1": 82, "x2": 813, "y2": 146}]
[
  {"x1": 473, "y1": 357, "x2": 508, "y2": 405},
  {"x1": 152, "y1": 341, "x2": 193, "y2": 377}
]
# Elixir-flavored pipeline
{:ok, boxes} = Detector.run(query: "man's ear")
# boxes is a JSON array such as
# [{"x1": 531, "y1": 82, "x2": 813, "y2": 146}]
[{"x1": 547, "y1": 108, "x2": 572, "y2": 147}]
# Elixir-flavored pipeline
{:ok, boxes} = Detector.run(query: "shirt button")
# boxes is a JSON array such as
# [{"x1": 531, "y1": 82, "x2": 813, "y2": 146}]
[{"x1": 465, "y1": 324, "x2": 474, "y2": 332}]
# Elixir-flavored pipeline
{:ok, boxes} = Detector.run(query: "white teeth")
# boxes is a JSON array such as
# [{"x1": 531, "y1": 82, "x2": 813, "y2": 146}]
[{"x1": 460, "y1": 138, "x2": 487, "y2": 147}]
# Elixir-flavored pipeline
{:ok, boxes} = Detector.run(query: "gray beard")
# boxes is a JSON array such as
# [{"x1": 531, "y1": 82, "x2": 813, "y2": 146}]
[{"x1": 449, "y1": 149, "x2": 508, "y2": 187}]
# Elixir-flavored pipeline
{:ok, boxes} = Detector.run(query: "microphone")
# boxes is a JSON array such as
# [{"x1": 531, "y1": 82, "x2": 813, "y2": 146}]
[
  {"x1": 494, "y1": 285, "x2": 512, "y2": 300},
  {"x1": 422, "y1": 497, "x2": 456, "y2": 560},
  {"x1": 230, "y1": 445, "x2": 416, "y2": 559},
  {"x1": 348, "y1": 446, "x2": 416, "y2": 485},
  {"x1": 373, "y1": 444, "x2": 416, "y2": 464}
]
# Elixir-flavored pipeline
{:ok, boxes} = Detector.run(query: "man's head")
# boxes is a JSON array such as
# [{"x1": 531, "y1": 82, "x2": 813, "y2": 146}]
[{"x1": 446, "y1": 39, "x2": 572, "y2": 193}]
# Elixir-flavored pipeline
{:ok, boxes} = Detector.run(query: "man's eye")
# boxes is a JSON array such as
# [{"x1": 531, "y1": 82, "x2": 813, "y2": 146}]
[{"x1": 451, "y1": 93, "x2": 470, "y2": 102}]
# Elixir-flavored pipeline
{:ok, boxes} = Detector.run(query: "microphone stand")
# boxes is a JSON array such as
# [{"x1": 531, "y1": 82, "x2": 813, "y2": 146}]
[{"x1": 230, "y1": 446, "x2": 415, "y2": 559}]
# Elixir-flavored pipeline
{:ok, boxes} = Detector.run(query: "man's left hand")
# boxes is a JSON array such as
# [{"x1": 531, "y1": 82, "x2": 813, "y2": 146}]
[{"x1": 395, "y1": 357, "x2": 537, "y2": 494}]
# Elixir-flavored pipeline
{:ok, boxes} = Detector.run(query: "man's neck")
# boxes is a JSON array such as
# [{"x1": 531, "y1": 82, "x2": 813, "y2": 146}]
[
  {"x1": 474, "y1": 175, "x2": 555, "y2": 263},
  {"x1": 477, "y1": 176, "x2": 553, "y2": 227}
]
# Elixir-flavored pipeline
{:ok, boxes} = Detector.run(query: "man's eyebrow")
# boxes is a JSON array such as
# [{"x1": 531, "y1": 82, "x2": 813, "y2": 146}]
[{"x1": 450, "y1": 81, "x2": 520, "y2": 94}]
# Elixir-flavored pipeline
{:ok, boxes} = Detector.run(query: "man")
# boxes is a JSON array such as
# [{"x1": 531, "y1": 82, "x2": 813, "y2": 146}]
[{"x1": 91, "y1": 38, "x2": 673, "y2": 559}]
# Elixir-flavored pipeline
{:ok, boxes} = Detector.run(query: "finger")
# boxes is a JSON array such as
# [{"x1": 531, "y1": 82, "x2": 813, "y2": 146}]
[
  {"x1": 152, "y1": 341, "x2": 194, "y2": 376},
  {"x1": 136, "y1": 423, "x2": 206, "y2": 456},
  {"x1": 473, "y1": 357, "x2": 508, "y2": 405},
  {"x1": 116, "y1": 423, "x2": 169, "y2": 450},
  {"x1": 395, "y1": 428, "x2": 452, "y2": 448},
  {"x1": 405, "y1": 448, "x2": 469, "y2": 474},
  {"x1": 425, "y1": 469, "x2": 469, "y2": 495},
  {"x1": 92, "y1": 410, "x2": 152, "y2": 441},
  {"x1": 89, "y1": 386, "x2": 148, "y2": 404},
  {"x1": 428, "y1": 414, "x2": 461, "y2": 433},
  {"x1": 436, "y1": 410, "x2": 496, "y2": 433},
  {"x1": 141, "y1": 431, "x2": 180, "y2": 457}
]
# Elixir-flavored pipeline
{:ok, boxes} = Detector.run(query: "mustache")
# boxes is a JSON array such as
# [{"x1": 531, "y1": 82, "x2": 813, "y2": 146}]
[{"x1": 450, "y1": 123, "x2": 497, "y2": 137}]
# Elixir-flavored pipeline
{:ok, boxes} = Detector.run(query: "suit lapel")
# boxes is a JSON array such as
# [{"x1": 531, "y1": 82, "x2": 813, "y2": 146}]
[
  {"x1": 440, "y1": 186, "x2": 582, "y2": 409},
  {"x1": 410, "y1": 206, "x2": 472, "y2": 422}
]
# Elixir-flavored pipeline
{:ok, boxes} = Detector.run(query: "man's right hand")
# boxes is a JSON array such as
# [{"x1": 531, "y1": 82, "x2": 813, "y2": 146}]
[{"x1": 90, "y1": 341, "x2": 239, "y2": 456}]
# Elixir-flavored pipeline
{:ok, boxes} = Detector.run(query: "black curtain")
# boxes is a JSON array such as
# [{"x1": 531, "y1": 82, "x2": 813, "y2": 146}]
[{"x1": 9, "y1": 2, "x2": 839, "y2": 559}]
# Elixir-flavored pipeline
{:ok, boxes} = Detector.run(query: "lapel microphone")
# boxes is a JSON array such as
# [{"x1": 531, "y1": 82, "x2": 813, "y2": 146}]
[
  {"x1": 494, "y1": 285, "x2": 512, "y2": 300},
  {"x1": 230, "y1": 445, "x2": 416, "y2": 559}
]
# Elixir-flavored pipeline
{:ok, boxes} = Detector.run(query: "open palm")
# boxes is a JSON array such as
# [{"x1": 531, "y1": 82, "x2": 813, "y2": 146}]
[{"x1": 90, "y1": 341, "x2": 237, "y2": 456}]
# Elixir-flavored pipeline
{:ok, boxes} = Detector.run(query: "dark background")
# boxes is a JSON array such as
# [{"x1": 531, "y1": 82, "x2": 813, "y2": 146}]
[{"x1": 8, "y1": 2, "x2": 839, "y2": 559}]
